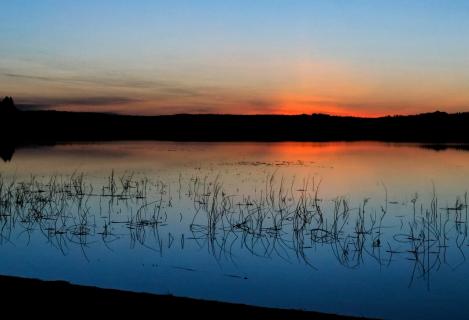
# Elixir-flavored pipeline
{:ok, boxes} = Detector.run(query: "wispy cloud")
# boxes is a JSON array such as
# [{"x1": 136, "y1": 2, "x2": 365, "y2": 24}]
[
  {"x1": 16, "y1": 96, "x2": 141, "y2": 111},
  {"x1": 1, "y1": 70, "x2": 211, "y2": 101},
  {"x1": 2, "y1": 71, "x2": 164, "y2": 89}
]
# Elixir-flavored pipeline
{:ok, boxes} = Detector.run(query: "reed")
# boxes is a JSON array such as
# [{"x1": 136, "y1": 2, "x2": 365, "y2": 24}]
[{"x1": 0, "y1": 171, "x2": 466, "y2": 286}]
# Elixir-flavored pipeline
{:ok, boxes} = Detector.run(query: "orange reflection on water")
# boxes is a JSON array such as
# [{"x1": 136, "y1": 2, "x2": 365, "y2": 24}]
[{"x1": 2, "y1": 141, "x2": 469, "y2": 201}]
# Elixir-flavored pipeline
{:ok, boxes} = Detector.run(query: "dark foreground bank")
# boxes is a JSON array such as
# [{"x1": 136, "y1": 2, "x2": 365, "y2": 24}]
[{"x1": 0, "y1": 275, "x2": 368, "y2": 319}]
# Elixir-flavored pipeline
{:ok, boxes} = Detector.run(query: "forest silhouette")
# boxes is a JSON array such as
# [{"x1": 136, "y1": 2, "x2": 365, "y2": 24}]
[{"x1": 1, "y1": 97, "x2": 469, "y2": 146}]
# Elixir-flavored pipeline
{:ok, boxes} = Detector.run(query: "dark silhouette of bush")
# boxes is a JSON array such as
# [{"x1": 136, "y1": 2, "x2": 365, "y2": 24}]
[{"x1": 0, "y1": 96, "x2": 18, "y2": 113}]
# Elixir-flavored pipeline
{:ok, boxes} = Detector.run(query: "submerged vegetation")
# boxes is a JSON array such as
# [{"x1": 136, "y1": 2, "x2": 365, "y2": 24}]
[{"x1": 0, "y1": 172, "x2": 467, "y2": 288}]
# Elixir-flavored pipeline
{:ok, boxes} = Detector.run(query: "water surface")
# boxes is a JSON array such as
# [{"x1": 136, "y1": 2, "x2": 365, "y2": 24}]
[{"x1": 1, "y1": 141, "x2": 469, "y2": 319}]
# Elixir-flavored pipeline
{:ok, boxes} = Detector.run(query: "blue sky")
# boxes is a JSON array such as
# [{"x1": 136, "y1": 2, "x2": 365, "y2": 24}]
[{"x1": 1, "y1": 0, "x2": 468, "y2": 115}]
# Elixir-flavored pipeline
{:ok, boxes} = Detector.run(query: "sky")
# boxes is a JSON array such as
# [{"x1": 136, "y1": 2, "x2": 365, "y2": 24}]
[{"x1": 1, "y1": 0, "x2": 469, "y2": 116}]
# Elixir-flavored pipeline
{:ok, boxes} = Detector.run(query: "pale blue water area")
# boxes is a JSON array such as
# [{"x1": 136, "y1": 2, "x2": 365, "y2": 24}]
[{"x1": 1, "y1": 141, "x2": 469, "y2": 319}]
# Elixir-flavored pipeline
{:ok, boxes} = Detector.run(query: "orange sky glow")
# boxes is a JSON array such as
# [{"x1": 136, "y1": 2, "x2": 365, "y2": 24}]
[{"x1": 1, "y1": 1, "x2": 469, "y2": 117}]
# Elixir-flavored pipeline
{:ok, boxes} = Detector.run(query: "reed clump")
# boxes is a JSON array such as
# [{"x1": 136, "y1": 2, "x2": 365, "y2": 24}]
[{"x1": 0, "y1": 172, "x2": 467, "y2": 285}]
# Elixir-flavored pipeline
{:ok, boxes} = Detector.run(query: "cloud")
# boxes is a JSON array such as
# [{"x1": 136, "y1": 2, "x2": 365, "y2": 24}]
[
  {"x1": 2, "y1": 71, "x2": 163, "y2": 89},
  {"x1": 55, "y1": 96, "x2": 140, "y2": 106},
  {"x1": 16, "y1": 96, "x2": 141, "y2": 111},
  {"x1": 246, "y1": 99, "x2": 277, "y2": 108},
  {"x1": 136, "y1": 104, "x2": 217, "y2": 115},
  {"x1": 3, "y1": 73, "x2": 54, "y2": 82},
  {"x1": 1, "y1": 71, "x2": 211, "y2": 101},
  {"x1": 16, "y1": 103, "x2": 53, "y2": 111}
]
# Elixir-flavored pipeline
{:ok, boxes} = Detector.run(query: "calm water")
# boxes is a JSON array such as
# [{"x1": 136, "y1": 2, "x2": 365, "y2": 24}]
[{"x1": 1, "y1": 141, "x2": 469, "y2": 319}]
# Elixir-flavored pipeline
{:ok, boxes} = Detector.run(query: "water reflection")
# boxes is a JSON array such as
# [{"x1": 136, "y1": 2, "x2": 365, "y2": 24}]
[
  {"x1": 0, "y1": 143, "x2": 14, "y2": 162},
  {"x1": 1, "y1": 172, "x2": 467, "y2": 291},
  {"x1": 3, "y1": 141, "x2": 469, "y2": 165},
  {"x1": 420, "y1": 144, "x2": 469, "y2": 152},
  {"x1": 2, "y1": 141, "x2": 469, "y2": 319}
]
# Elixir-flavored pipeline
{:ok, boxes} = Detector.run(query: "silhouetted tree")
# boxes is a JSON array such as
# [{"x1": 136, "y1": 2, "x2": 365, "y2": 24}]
[{"x1": 0, "y1": 96, "x2": 18, "y2": 113}]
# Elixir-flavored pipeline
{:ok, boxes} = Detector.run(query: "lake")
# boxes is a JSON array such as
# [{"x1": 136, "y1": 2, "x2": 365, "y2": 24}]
[{"x1": 1, "y1": 141, "x2": 469, "y2": 319}]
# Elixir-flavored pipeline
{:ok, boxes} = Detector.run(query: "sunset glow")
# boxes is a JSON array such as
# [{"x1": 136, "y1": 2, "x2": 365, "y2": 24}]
[{"x1": 1, "y1": 0, "x2": 469, "y2": 116}]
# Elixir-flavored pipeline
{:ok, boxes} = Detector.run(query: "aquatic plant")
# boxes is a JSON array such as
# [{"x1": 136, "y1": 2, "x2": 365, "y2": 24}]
[{"x1": 0, "y1": 172, "x2": 466, "y2": 287}]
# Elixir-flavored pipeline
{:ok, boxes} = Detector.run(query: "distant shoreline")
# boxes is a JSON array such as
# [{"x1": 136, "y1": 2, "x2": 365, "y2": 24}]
[
  {"x1": 1, "y1": 110, "x2": 469, "y2": 145},
  {"x1": 0, "y1": 274, "x2": 368, "y2": 319}
]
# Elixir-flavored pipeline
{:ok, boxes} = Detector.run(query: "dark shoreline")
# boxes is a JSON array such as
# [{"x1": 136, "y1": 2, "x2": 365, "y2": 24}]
[
  {"x1": 1, "y1": 110, "x2": 469, "y2": 144},
  {"x1": 1, "y1": 110, "x2": 469, "y2": 161},
  {"x1": 0, "y1": 274, "x2": 368, "y2": 319}
]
